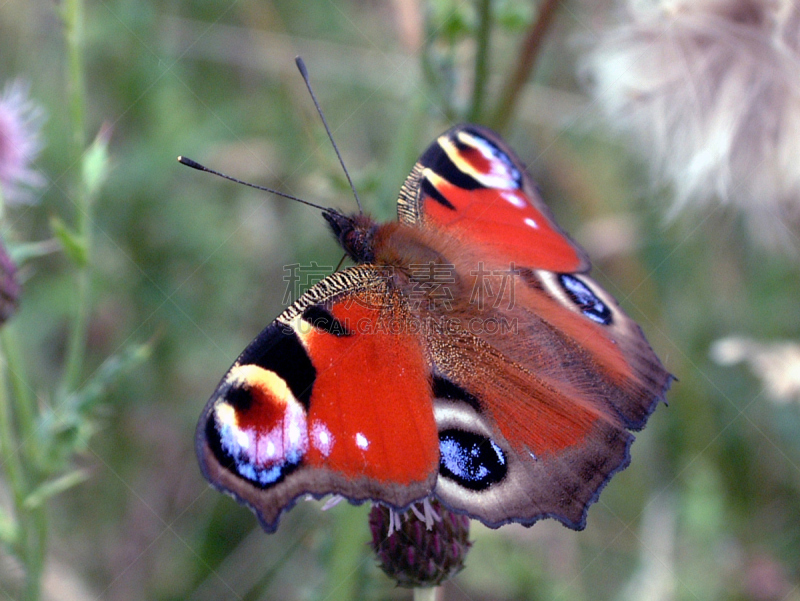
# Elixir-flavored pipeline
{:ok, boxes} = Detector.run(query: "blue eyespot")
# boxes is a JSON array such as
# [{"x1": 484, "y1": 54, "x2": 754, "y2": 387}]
[
  {"x1": 439, "y1": 430, "x2": 507, "y2": 490},
  {"x1": 558, "y1": 274, "x2": 612, "y2": 325}
]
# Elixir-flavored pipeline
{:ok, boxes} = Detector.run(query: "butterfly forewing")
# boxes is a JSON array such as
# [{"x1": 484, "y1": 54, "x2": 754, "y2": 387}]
[
  {"x1": 197, "y1": 266, "x2": 438, "y2": 531},
  {"x1": 398, "y1": 124, "x2": 591, "y2": 273}
]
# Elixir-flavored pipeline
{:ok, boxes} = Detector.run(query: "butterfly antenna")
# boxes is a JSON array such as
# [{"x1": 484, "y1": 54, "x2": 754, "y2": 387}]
[
  {"x1": 177, "y1": 155, "x2": 329, "y2": 212},
  {"x1": 295, "y1": 56, "x2": 364, "y2": 214}
]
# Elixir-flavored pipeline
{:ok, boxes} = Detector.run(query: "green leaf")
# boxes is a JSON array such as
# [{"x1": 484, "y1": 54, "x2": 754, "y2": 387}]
[
  {"x1": 0, "y1": 506, "x2": 18, "y2": 547},
  {"x1": 23, "y1": 470, "x2": 91, "y2": 509},
  {"x1": 64, "y1": 340, "x2": 152, "y2": 415},
  {"x1": 50, "y1": 216, "x2": 87, "y2": 267},
  {"x1": 36, "y1": 408, "x2": 96, "y2": 473},
  {"x1": 7, "y1": 239, "x2": 61, "y2": 265},
  {"x1": 497, "y1": 0, "x2": 532, "y2": 32},
  {"x1": 82, "y1": 124, "x2": 112, "y2": 202},
  {"x1": 430, "y1": 0, "x2": 475, "y2": 41},
  {"x1": 36, "y1": 341, "x2": 152, "y2": 472}
]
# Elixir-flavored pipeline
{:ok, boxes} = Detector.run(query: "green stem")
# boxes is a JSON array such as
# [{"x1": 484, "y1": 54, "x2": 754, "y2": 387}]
[
  {"x1": 63, "y1": 0, "x2": 85, "y2": 153},
  {"x1": 413, "y1": 587, "x2": 438, "y2": 601},
  {"x1": 0, "y1": 345, "x2": 25, "y2": 531},
  {"x1": 62, "y1": 269, "x2": 90, "y2": 392},
  {"x1": 0, "y1": 342, "x2": 44, "y2": 601},
  {"x1": 421, "y1": 38, "x2": 457, "y2": 123},
  {"x1": 2, "y1": 327, "x2": 39, "y2": 469},
  {"x1": 489, "y1": 0, "x2": 560, "y2": 132},
  {"x1": 467, "y1": 0, "x2": 492, "y2": 123},
  {"x1": 326, "y1": 508, "x2": 369, "y2": 601},
  {"x1": 61, "y1": 0, "x2": 90, "y2": 393},
  {"x1": 22, "y1": 507, "x2": 46, "y2": 601}
]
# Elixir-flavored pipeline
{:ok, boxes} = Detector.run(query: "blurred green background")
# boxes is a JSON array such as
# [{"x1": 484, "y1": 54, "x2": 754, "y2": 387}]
[{"x1": 2, "y1": 0, "x2": 800, "y2": 599}]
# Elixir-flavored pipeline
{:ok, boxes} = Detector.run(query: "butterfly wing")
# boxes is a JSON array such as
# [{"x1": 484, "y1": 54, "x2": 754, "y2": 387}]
[
  {"x1": 398, "y1": 124, "x2": 590, "y2": 273},
  {"x1": 397, "y1": 124, "x2": 672, "y2": 529},
  {"x1": 197, "y1": 265, "x2": 439, "y2": 531}
]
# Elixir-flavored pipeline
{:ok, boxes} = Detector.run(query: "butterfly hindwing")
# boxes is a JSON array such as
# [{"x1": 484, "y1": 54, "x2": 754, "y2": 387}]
[
  {"x1": 197, "y1": 266, "x2": 439, "y2": 531},
  {"x1": 422, "y1": 279, "x2": 651, "y2": 529}
]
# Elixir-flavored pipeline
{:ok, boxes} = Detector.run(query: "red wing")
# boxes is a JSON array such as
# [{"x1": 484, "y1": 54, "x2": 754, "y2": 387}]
[
  {"x1": 197, "y1": 266, "x2": 438, "y2": 532},
  {"x1": 397, "y1": 124, "x2": 590, "y2": 273}
]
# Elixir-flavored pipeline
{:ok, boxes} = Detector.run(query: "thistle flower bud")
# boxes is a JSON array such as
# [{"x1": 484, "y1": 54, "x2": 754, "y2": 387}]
[
  {"x1": 369, "y1": 499, "x2": 471, "y2": 588},
  {"x1": 0, "y1": 241, "x2": 18, "y2": 323}
]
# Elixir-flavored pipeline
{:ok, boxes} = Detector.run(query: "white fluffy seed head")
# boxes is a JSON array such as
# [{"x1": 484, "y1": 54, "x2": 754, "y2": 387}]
[{"x1": 582, "y1": 0, "x2": 800, "y2": 249}]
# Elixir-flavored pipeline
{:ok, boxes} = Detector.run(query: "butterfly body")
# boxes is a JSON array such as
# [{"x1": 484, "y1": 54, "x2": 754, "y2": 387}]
[{"x1": 197, "y1": 124, "x2": 672, "y2": 532}]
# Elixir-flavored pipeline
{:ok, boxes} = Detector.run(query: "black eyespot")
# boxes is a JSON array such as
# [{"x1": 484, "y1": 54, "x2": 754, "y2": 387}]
[
  {"x1": 558, "y1": 274, "x2": 613, "y2": 325},
  {"x1": 439, "y1": 430, "x2": 507, "y2": 490},
  {"x1": 205, "y1": 407, "x2": 301, "y2": 489},
  {"x1": 225, "y1": 384, "x2": 253, "y2": 412},
  {"x1": 302, "y1": 305, "x2": 351, "y2": 337}
]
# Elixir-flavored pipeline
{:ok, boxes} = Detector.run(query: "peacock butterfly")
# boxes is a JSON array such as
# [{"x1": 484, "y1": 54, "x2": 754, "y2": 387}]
[{"x1": 195, "y1": 123, "x2": 673, "y2": 533}]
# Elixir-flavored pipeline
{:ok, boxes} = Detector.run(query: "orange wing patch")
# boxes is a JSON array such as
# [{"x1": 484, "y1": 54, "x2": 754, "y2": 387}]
[{"x1": 293, "y1": 293, "x2": 438, "y2": 486}]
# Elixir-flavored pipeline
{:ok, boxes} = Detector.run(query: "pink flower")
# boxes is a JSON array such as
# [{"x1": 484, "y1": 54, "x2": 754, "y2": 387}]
[{"x1": 0, "y1": 80, "x2": 45, "y2": 206}]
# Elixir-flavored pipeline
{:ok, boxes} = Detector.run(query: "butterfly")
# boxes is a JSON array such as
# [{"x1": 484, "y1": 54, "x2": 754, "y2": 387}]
[{"x1": 196, "y1": 124, "x2": 672, "y2": 533}]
